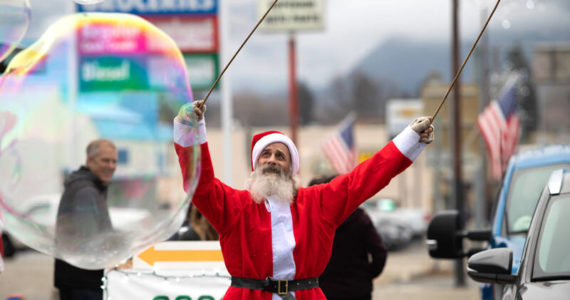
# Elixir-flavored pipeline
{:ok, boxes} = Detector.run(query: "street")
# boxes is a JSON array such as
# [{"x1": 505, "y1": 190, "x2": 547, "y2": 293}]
[
  {"x1": 0, "y1": 240, "x2": 479, "y2": 300},
  {"x1": 373, "y1": 240, "x2": 479, "y2": 300}
]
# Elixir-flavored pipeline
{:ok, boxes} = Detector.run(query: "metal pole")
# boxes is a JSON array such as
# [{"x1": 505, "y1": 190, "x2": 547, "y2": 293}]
[
  {"x1": 451, "y1": 0, "x2": 466, "y2": 287},
  {"x1": 288, "y1": 33, "x2": 299, "y2": 145},
  {"x1": 475, "y1": 6, "x2": 490, "y2": 229},
  {"x1": 220, "y1": 0, "x2": 233, "y2": 184}
]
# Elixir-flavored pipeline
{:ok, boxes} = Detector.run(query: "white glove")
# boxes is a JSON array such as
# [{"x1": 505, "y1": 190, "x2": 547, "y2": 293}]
[
  {"x1": 410, "y1": 116, "x2": 434, "y2": 144},
  {"x1": 176, "y1": 100, "x2": 206, "y2": 126}
]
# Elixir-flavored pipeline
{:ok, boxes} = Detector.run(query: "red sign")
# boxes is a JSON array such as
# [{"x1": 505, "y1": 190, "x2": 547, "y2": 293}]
[{"x1": 143, "y1": 15, "x2": 218, "y2": 53}]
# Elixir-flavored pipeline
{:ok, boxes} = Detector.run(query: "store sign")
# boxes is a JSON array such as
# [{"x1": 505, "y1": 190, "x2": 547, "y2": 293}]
[
  {"x1": 144, "y1": 16, "x2": 219, "y2": 53},
  {"x1": 258, "y1": 0, "x2": 325, "y2": 32},
  {"x1": 79, "y1": 56, "x2": 148, "y2": 91},
  {"x1": 386, "y1": 99, "x2": 423, "y2": 139},
  {"x1": 77, "y1": 0, "x2": 217, "y2": 15},
  {"x1": 75, "y1": 1, "x2": 220, "y2": 93},
  {"x1": 184, "y1": 53, "x2": 219, "y2": 91}
]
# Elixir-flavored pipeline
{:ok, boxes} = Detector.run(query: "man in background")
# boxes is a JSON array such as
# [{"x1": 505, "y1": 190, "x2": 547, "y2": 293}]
[{"x1": 54, "y1": 139, "x2": 117, "y2": 300}]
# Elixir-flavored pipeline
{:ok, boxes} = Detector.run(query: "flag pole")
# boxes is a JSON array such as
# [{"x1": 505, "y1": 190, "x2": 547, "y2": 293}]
[{"x1": 432, "y1": 0, "x2": 501, "y2": 121}]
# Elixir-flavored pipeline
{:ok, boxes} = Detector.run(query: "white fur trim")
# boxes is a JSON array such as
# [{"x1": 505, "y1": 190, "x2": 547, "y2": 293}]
[
  {"x1": 267, "y1": 196, "x2": 296, "y2": 299},
  {"x1": 392, "y1": 126, "x2": 426, "y2": 161},
  {"x1": 173, "y1": 117, "x2": 207, "y2": 147},
  {"x1": 252, "y1": 133, "x2": 299, "y2": 174}
]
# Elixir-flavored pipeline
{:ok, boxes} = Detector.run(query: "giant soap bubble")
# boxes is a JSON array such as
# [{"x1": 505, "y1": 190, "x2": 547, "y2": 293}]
[
  {"x1": 0, "y1": 13, "x2": 201, "y2": 269},
  {"x1": 0, "y1": 0, "x2": 31, "y2": 63}
]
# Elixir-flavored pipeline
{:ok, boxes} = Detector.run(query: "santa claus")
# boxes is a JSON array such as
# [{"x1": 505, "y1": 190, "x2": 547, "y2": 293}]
[{"x1": 173, "y1": 100, "x2": 434, "y2": 300}]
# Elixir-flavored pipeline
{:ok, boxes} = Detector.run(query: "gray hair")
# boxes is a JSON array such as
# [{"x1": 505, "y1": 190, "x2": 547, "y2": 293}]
[{"x1": 86, "y1": 139, "x2": 116, "y2": 159}]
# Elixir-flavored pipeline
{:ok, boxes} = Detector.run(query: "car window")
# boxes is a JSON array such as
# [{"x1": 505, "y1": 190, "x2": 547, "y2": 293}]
[
  {"x1": 533, "y1": 194, "x2": 570, "y2": 280},
  {"x1": 506, "y1": 164, "x2": 570, "y2": 233}
]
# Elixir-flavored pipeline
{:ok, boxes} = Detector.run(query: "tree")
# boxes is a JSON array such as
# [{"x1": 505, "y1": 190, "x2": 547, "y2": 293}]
[
  {"x1": 297, "y1": 81, "x2": 314, "y2": 125},
  {"x1": 315, "y1": 75, "x2": 353, "y2": 124},
  {"x1": 351, "y1": 71, "x2": 383, "y2": 123}
]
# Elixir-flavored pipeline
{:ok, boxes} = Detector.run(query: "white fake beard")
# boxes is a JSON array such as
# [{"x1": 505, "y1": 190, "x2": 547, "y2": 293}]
[{"x1": 247, "y1": 164, "x2": 296, "y2": 205}]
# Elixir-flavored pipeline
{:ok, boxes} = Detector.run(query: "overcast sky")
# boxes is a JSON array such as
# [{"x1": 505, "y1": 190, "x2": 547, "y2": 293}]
[
  {"x1": 20, "y1": 0, "x2": 570, "y2": 93},
  {"x1": 224, "y1": 0, "x2": 570, "y2": 92}
]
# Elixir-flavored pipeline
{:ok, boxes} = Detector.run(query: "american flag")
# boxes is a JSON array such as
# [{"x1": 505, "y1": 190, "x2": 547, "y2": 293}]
[
  {"x1": 477, "y1": 74, "x2": 521, "y2": 179},
  {"x1": 322, "y1": 113, "x2": 357, "y2": 174}
]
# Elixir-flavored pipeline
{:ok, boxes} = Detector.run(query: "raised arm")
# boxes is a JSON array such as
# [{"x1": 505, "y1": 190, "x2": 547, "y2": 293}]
[
  {"x1": 173, "y1": 101, "x2": 243, "y2": 233},
  {"x1": 313, "y1": 116, "x2": 434, "y2": 227}
]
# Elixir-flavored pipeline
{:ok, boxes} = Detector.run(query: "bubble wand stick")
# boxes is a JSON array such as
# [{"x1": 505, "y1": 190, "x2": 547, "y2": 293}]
[
  {"x1": 431, "y1": 0, "x2": 501, "y2": 122},
  {"x1": 197, "y1": 0, "x2": 280, "y2": 108}
]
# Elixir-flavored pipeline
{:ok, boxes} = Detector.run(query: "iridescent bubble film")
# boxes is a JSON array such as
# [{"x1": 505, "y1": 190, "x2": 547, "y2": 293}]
[
  {"x1": 0, "y1": 0, "x2": 31, "y2": 63},
  {"x1": 74, "y1": 0, "x2": 105, "y2": 5},
  {"x1": 0, "y1": 13, "x2": 200, "y2": 270}
]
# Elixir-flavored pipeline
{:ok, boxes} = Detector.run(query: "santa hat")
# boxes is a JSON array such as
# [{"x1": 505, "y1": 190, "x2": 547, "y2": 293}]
[{"x1": 251, "y1": 131, "x2": 300, "y2": 174}]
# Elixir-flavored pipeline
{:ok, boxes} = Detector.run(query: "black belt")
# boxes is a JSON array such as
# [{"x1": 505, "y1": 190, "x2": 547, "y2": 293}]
[{"x1": 231, "y1": 276, "x2": 319, "y2": 300}]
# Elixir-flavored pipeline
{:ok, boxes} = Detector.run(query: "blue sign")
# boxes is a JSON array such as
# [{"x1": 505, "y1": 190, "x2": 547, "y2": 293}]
[{"x1": 76, "y1": 0, "x2": 217, "y2": 15}]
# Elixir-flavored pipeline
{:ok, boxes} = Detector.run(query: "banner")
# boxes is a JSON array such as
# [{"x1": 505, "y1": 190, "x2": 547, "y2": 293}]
[
  {"x1": 104, "y1": 270, "x2": 230, "y2": 300},
  {"x1": 105, "y1": 241, "x2": 229, "y2": 299}
]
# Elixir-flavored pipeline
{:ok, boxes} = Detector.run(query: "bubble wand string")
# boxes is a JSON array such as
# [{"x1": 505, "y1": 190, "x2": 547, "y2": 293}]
[
  {"x1": 197, "y1": 0, "x2": 280, "y2": 108},
  {"x1": 431, "y1": 0, "x2": 501, "y2": 122}
]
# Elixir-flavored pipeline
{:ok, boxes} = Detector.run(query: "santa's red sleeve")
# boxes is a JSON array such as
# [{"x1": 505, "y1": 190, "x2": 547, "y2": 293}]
[
  {"x1": 173, "y1": 118, "x2": 245, "y2": 234},
  {"x1": 314, "y1": 125, "x2": 427, "y2": 227}
]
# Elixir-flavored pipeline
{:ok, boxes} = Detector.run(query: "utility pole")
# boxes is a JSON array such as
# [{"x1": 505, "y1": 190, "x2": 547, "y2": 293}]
[
  {"x1": 288, "y1": 33, "x2": 299, "y2": 145},
  {"x1": 451, "y1": 0, "x2": 466, "y2": 287},
  {"x1": 475, "y1": 6, "x2": 490, "y2": 230}
]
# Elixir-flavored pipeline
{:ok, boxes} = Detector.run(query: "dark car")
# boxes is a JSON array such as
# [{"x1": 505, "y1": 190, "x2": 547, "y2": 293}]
[{"x1": 466, "y1": 169, "x2": 570, "y2": 300}]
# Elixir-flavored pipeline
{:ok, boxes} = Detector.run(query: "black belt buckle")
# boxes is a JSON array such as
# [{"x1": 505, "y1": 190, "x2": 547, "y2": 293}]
[{"x1": 277, "y1": 279, "x2": 288, "y2": 295}]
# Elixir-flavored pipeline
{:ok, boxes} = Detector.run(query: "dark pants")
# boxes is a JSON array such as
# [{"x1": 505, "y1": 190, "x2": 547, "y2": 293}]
[
  {"x1": 58, "y1": 288, "x2": 103, "y2": 300},
  {"x1": 326, "y1": 297, "x2": 370, "y2": 300}
]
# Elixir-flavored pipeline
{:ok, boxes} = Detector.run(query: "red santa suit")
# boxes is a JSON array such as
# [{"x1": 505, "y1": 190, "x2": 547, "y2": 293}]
[{"x1": 173, "y1": 118, "x2": 426, "y2": 300}]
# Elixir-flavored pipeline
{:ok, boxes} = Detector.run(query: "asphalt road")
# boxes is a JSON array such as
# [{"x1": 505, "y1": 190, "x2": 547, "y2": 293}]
[
  {"x1": 373, "y1": 240, "x2": 479, "y2": 300},
  {"x1": 0, "y1": 239, "x2": 479, "y2": 300}
]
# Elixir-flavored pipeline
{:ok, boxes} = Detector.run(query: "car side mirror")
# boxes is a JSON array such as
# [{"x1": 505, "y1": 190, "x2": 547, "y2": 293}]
[
  {"x1": 467, "y1": 248, "x2": 517, "y2": 284},
  {"x1": 426, "y1": 211, "x2": 463, "y2": 259},
  {"x1": 465, "y1": 229, "x2": 492, "y2": 241}
]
